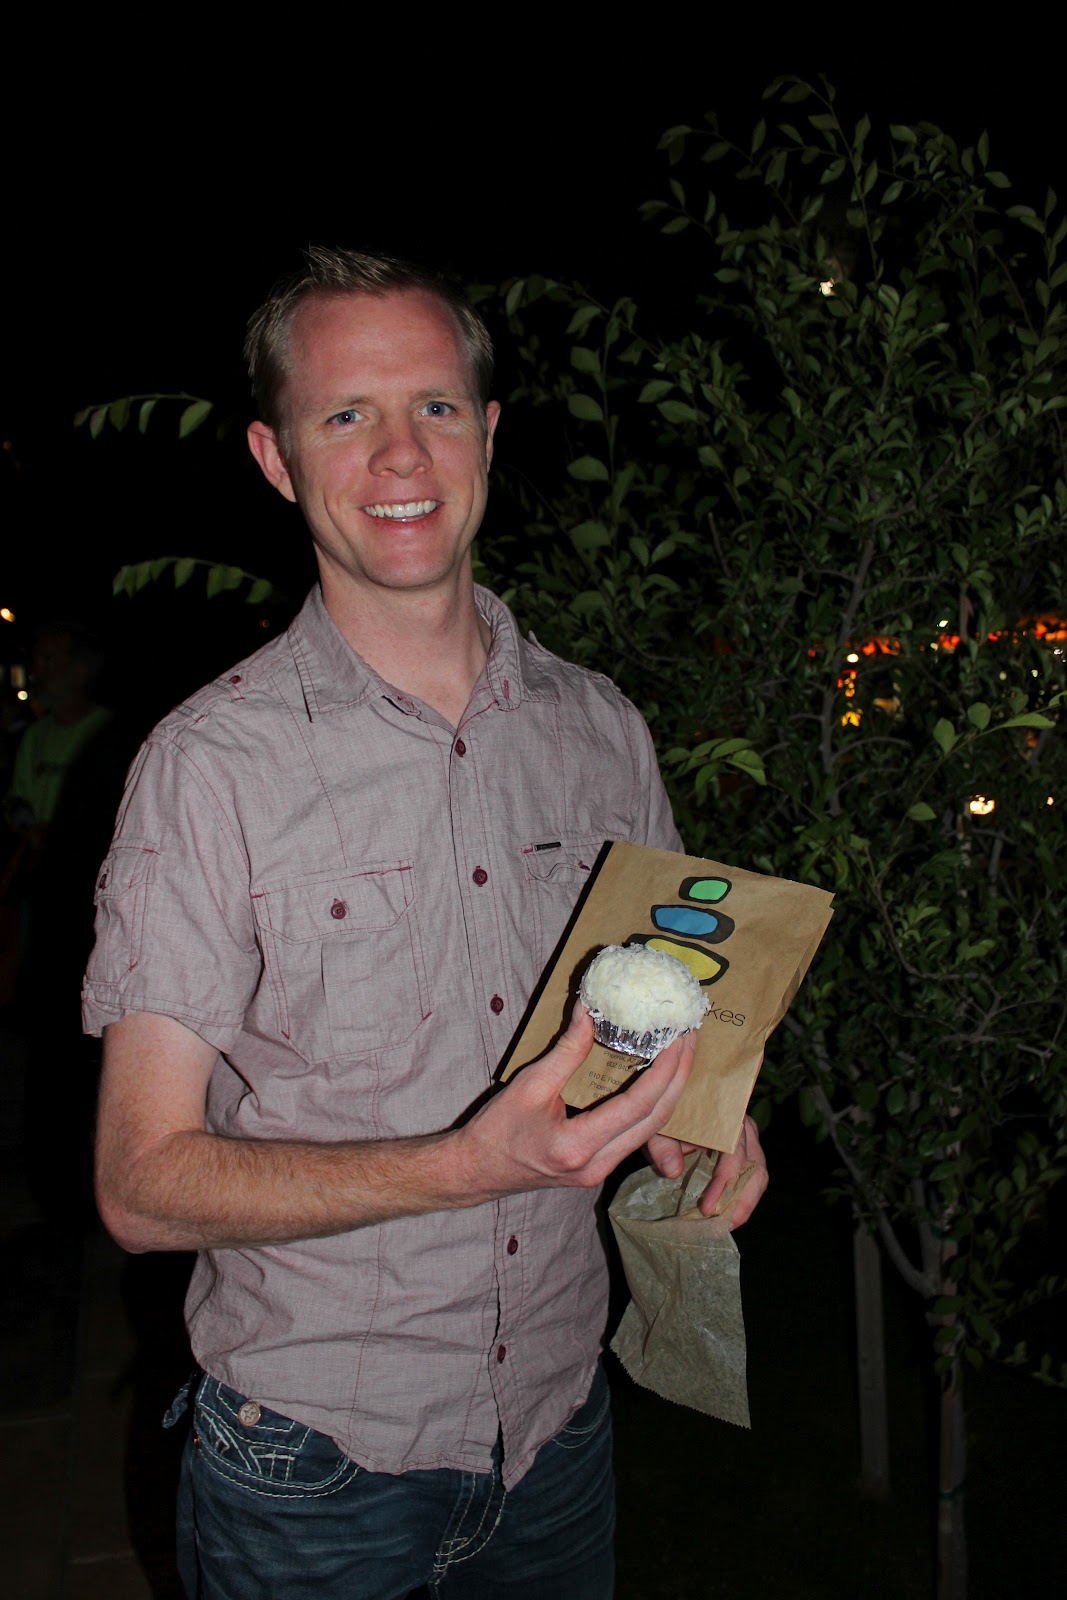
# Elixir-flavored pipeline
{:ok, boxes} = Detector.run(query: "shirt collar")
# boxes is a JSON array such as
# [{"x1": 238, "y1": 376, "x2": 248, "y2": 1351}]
[{"x1": 286, "y1": 584, "x2": 559, "y2": 722}]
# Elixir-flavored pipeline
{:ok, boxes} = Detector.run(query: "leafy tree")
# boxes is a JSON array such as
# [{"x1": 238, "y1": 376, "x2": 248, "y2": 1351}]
[{"x1": 481, "y1": 79, "x2": 1066, "y2": 1599}]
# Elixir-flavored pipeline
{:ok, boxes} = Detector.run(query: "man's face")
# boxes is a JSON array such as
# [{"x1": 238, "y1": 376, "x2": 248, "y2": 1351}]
[{"x1": 248, "y1": 290, "x2": 500, "y2": 604}]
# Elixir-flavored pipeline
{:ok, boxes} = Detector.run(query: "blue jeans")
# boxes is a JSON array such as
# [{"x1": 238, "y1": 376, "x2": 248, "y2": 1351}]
[{"x1": 171, "y1": 1365, "x2": 615, "y2": 1599}]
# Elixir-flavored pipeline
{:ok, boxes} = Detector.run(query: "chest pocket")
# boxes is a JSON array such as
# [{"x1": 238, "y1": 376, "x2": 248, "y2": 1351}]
[
  {"x1": 252, "y1": 864, "x2": 430, "y2": 1061},
  {"x1": 521, "y1": 837, "x2": 605, "y2": 971}
]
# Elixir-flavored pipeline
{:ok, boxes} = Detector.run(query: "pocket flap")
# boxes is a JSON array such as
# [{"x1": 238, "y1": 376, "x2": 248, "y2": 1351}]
[
  {"x1": 254, "y1": 864, "x2": 414, "y2": 943},
  {"x1": 95, "y1": 841, "x2": 159, "y2": 899}
]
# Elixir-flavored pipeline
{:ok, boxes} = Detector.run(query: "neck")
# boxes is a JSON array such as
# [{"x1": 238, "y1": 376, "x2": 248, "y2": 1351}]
[
  {"x1": 320, "y1": 570, "x2": 490, "y2": 726},
  {"x1": 51, "y1": 694, "x2": 95, "y2": 729}
]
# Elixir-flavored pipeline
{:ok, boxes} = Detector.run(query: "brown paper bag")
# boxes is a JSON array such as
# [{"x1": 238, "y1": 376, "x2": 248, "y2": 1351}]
[
  {"x1": 502, "y1": 841, "x2": 833, "y2": 1153},
  {"x1": 608, "y1": 1155, "x2": 751, "y2": 1427}
]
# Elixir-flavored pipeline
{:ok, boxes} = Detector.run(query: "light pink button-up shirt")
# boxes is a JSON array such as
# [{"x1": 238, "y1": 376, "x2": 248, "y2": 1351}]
[{"x1": 83, "y1": 584, "x2": 681, "y2": 1487}]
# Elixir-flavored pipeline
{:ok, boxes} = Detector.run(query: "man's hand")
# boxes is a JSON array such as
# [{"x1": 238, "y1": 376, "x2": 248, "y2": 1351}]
[
  {"x1": 645, "y1": 1114, "x2": 769, "y2": 1228},
  {"x1": 458, "y1": 1005, "x2": 697, "y2": 1203}
]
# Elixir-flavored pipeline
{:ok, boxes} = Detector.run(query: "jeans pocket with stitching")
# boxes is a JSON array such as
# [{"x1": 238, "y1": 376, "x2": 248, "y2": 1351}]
[
  {"x1": 192, "y1": 1377, "x2": 361, "y2": 1499},
  {"x1": 551, "y1": 1366, "x2": 611, "y2": 1451}
]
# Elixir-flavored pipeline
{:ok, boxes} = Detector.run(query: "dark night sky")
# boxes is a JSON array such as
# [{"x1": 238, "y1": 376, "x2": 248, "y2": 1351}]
[{"x1": 3, "y1": 32, "x2": 1063, "y2": 670}]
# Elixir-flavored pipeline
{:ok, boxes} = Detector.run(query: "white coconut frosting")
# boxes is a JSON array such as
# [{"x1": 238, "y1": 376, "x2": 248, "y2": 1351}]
[{"x1": 579, "y1": 943, "x2": 709, "y2": 1057}]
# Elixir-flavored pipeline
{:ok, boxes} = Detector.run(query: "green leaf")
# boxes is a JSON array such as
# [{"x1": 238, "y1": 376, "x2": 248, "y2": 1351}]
[
  {"x1": 205, "y1": 564, "x2": 243, "y2": 599},
  {"x1": 958, "y1": 939, "x2": 997, "y2": 961},
  {"x1": 855, "y1": 1080, "x2": 878, "y2": 1112},
  {"x1": 986, "y1": 170, "x2": 1011, "y2": 189},
  {"x1": 889, "y1": 124, "x2": 917, "y2": 143},
  {"x1": 567, "y1": 394, "x2": 604, "y2": 423},
  {"x1": 798, "y1": 1086, "x2": 820, "y2": 1125},
  {"x1": 570, "y1": 347, "x2": 601, "y2": 375},
  {"x1": 138, "y1": 399, "x2": 158, "y2": 435},
  {"x1": 567, "y1": 456, "x2": 610, "y2": 483},
  {"x1": 569, "y1": 521, "x2": 612, "y2": 551},
  {"x1": 173, "y1": 557, "x2": 197, "y2": 589},
  {"x1": 565, "y1": 304, "x2": 601, "y2": 337},
  {"x1": 657, "y1": 400, "x2": 702, "y2": 425},
  {"x1": 887, "y1": 1084, "x2": 907, "y2": 1115},
  {"x1": 504, "y1": 280, "x2": 525, "y2": 316},
  {"x1": 971, "y1": 1314, "x2": 999, "y2": 1346},
  {"x1": 73, "y1": 407, "x2": 91, "y2": 428},
  {"x1": 246, "y1": 578, "x2": 274, "y2": 605},
  {"x1": 967, "y1": 702, "x2": 991, "y2": 730},
  {"x1": 661, "y1": 217, "x2": 688, "y2": 235},
  {"x1": 89, "y1": 406, "x2": 108, "y2": 440},
  {"x1": 658, "y1": 125, "x2": 693, "y2": 149},
  {"x1": 999, "y1": 712, "x2": 1054, "y2": 730},
  {"x1": 933, "y1": 719, "x2": 958, "y2": 754},
  {"x1": 178, "y1": 399, "x2": 213, "y2": 438},
  {"x1": 638, "y1": 380, "x2": 674, "y2": 404},
  {"x1": 908, "y1": 802, "x2": 937, "y2": 822},
  {"x1": 109, "y1": 397, "x2": 131, "y2": 432},
  {"x1": 727, "y1": 750, "x2": 767, "y2": 785}
]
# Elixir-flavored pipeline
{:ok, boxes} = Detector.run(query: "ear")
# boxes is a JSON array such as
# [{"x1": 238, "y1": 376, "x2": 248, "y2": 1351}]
[
  {"x1": 484, "y1": 400, "x2": 501, "y2": 470},
  {"x1": 247, "y1": 421, "x2": 298, "y2": 504}
]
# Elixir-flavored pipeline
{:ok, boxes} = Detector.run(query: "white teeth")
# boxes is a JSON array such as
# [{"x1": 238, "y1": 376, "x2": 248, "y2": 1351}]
[{"x1": 363, "y1": 500, "x2": 439, "y2": 519}]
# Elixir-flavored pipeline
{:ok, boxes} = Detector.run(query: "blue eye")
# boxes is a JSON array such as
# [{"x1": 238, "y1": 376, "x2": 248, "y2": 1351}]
[
  {"x1": 330, "y1": 409, "x2": 360, "y2": 425},
  {"x1": 421, "y1": 400, "x2": 455, "y2": 417}
]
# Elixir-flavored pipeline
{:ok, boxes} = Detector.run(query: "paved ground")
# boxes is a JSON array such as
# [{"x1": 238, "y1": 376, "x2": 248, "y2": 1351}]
[{"x1": 2, "y1": 1015, "x2": 1063, "y2": 1598}]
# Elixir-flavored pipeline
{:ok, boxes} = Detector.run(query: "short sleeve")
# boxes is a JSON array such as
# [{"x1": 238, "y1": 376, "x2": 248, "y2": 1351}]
[{"x1": 81, "y1": 736, "x2": 261, "y2": 1053}]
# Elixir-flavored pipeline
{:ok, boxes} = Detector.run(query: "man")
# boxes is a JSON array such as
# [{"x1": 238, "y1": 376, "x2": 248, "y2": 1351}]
[{"x1": 86, "y1": 249, "x2": 767, "y2": 1599}]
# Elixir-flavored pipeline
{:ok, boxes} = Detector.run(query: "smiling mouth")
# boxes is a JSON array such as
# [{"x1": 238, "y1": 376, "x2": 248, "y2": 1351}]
[{"x1": 362, "y1": 500, "x2": 440, "y2": 520}]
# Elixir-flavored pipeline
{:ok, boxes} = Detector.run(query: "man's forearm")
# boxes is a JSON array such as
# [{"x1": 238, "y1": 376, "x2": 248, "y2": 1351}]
[
  {"x1": 99, "y1": 1126, "x2": 487, "y2": 1254},
  {"x1": 96, "y1": 1006, "x2": 696, "y2": 1255}
]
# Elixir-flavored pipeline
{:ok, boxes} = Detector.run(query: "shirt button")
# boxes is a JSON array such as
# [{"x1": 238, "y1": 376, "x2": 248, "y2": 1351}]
[
  {"x1": 330, "y1": 899, "x2": 348, "y2": 919},
  {"x1": 506, "y1": 1236, "x2": 518, "y2": 1256},
  {"x1": 496, "y1": 1344, "x2": 507, "y2": 1363},
  {"x1": 454, "y1": 738, "x2": 466, "y2": 756},
  {"x1": 490, "y1": 995, "x2": 504, "y2": 1015},
  {"x1": 237, "y1": 1401, "x2": 261, "y2": 1426},
  {"x1": 472, "y1": 867, "x2": 488, "y2": 886},
  {"x1": 229, "y1": 675, "x2": 242, "y2": 685}
]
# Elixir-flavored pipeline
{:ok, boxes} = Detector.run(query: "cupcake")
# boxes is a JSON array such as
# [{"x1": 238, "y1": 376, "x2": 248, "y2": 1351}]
[{"x1": 579, "y1": 943, "x2": 709, "y2": 1061}]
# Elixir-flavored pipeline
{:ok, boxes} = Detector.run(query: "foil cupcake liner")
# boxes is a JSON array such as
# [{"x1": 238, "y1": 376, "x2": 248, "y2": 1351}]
[{"x1": 589, "y1": 1014, "x2": 684, "y2": 1062}]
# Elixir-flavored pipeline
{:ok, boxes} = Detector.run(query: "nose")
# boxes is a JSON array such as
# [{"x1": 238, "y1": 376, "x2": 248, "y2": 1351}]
[{"x1": 368, "y1": 415, "x2": 431, "y2": 477}]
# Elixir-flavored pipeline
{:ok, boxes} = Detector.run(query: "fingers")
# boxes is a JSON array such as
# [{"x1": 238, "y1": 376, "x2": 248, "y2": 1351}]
[
  {"x1": 697, "y1": 1115, "x2": 770, "y2": 1226},
  {"x1": 645, "y1": 1133, "x2": 699, "y2": 1180},
  {"x1": 516, "y1": 1004, "x2": 596, "y2": 1099},
  {"x1": 578, "y1": 1032, "x2": 696, "y2": 1173}
]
